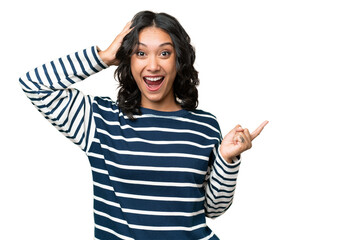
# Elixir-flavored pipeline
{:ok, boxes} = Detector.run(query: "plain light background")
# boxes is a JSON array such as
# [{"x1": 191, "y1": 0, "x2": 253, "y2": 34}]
[{"x1": 1, "y1": 0, "x2": 360, "y2": 239}]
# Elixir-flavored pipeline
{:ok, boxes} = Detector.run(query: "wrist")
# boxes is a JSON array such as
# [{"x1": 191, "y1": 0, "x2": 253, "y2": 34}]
[{"x1": 98, "y1": 50, "x2": 113, "y2": 66}]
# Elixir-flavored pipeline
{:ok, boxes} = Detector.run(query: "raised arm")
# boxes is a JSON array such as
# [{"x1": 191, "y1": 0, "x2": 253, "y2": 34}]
[
  {"x1": 19, "y1": 46, "x2": 108, "y2": 152},
  {"x1": 19, "y1": 22, "x2": 133, "y2": 152}
]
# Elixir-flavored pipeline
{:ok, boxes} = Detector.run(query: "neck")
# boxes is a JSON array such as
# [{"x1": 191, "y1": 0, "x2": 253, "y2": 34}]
[{"x1": 141, "y1": 99, "x2": 182, "y2": 112}]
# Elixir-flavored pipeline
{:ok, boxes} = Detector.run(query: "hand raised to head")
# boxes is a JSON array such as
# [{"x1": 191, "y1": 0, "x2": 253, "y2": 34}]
[{"x1": 98, "y1": 21, "x2": 133, "y2": 66}]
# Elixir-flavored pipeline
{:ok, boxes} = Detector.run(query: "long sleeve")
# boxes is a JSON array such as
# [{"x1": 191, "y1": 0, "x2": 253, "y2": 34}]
[
  {"x1": 19, "y1": 46, "x2": 108, "y2": 152},
  {"x1": 204, "y1": 144, "x2": 241, "y2": 218}
]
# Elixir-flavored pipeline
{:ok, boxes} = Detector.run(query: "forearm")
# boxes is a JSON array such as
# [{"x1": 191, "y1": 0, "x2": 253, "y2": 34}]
[
  {"x1": 19, "y1": 46, "x2": 108, "y2": 93},
  {"x1": 205, "y1": 146, "x2": 241, "y2": 218}
]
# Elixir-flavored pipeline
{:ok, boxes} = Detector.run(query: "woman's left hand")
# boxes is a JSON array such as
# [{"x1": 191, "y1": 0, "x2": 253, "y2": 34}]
[{"x1": 220, "y1": 121, "x2": 269, "y2": 163}]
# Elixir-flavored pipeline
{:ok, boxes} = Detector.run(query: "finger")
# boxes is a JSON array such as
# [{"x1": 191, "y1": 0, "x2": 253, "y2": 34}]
[
  {"x1": 235, "y1": 124, "x2": 245, "y2": 133},
  {"x1": 234, "y1": 131, "x2": 246, "y2": 144},
  {"x1": 122, "y1": 21, "x2": 133, "y2": 31},
  {"x1": 243, "y1": 128, "x2": 252, "y2": 149},
  {"x1": 243, "y1": 128, "x2": 252, "y2": 143},
  {"x1": 117, "y1": 22, "x2": 134, "y2": 39},
  {"x1": 251, "y1": 120, "x2": 269, "y2": 140}
]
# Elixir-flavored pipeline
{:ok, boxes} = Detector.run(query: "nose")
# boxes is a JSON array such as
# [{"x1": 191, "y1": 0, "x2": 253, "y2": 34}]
[{"x1": 147, "y1": 55, "x2": 161, "y2": 72}]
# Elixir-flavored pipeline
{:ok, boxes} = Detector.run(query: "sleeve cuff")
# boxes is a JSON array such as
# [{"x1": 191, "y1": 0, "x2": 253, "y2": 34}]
[
  {"x1": 217, "y1": 146, "x2": 241, "y2": 168},
  {"x1": 92, "y1": 45, "x2": 109, "y2": 69}
]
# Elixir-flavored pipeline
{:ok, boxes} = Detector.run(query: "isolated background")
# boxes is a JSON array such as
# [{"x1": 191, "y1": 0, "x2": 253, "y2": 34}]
[{"x1": 1, "y1": 0, "x2": 359, "y2": 239}]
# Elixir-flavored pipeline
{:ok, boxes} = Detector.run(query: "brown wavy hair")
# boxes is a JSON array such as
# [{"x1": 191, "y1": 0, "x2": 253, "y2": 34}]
[{"x1": 114, "y1": 11, "x2": 199, "y2": 120}]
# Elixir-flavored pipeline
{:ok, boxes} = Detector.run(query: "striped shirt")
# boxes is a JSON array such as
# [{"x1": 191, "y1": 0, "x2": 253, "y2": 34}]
[{"x1": 19, "y1": 46, "x2": 241, "y2": 240}]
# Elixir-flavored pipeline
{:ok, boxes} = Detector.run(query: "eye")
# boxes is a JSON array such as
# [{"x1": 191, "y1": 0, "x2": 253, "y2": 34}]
[
  {"x1": 160, "y1": 51, "x2": 171, "y2": 57},
  {"x1": 136, "y1": 51, "x2": 145, "y2": 57}
]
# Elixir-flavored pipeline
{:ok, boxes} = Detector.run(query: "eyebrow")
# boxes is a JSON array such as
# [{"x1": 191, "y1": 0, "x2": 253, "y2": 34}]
[{"x1": 138, "y1": 42, "x2": 174, "y2": 47}]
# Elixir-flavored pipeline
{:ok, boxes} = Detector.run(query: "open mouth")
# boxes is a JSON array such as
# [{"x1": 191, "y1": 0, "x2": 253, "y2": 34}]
[{"x1": 143, "y1": 76, "x2": 165, "y2": 91}]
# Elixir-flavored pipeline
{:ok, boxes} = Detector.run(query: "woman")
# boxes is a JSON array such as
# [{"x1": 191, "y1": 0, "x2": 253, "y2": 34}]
[{"x1": 19, "y1": 11, "x2": 268, "y2": 240}]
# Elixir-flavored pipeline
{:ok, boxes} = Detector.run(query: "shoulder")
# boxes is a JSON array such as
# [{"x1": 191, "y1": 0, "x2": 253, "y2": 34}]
[
  {"x1": 92, "y1": 96, "x2": 119, "y2": 116},
  {"x1": 187, "y1": 109, "x2": 221, "y2": 132}
]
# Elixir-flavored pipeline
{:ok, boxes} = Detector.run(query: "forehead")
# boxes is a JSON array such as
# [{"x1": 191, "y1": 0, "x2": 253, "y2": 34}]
[{"x1": 138, "y1": 27, "x2": 173, "y2": 46}]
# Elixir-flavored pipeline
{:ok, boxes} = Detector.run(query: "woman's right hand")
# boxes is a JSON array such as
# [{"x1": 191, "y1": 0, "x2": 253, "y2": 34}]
[{"x1": 98, "y1": 21, "x2": 133, "y2": 66}]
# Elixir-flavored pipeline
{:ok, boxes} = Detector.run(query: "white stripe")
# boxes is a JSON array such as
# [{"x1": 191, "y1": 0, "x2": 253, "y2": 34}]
[
  {"x1": 199, "y1": 231, "x2": 216, "y2": 240},
  {"x1": 94, "y1": 180, "x2": 205, "y2": 203},
  {"x1": 116, "y1": 192, "x2": 205, "y2": 202},
  {"x1": 94, "y1": 195, "x2": 204, "y2": 217},
  {"x1": 209, "y1": 178, "x2": 236, "y2": 193},
  {"x1": 109, "y1": 175, "x2": 203, "y2": 188},
  {"x1": 104, "y1": 159, "x2": 207, "y2": 175},
  {"x1": 129, "y1": 222, "x2": 207, "y2": 231},
  {"x1": 205, "y1": 188, "x2": 233, "y2": 207},
  {"x1": 94, "y1": 210, "x2": 128, "y2": 225},
  {"x1": 62, "y1": 54, "x2": 84, "y2": 82},
  {"x1": 122, "y1": 124, "x2": 219, "y2": 141},
  {"x1": 21, "y1": 71, "x2": 38, "y2": 90},
  {"x1": 122, "y1": 208, "x2": 204, "y2": 217},
  {"x1": 78, "y1": 50, "x2": 97, "y2": 75},
  {"x1": 44, "y1": 61, "x2": 61, "y2": 88},
  {"x1": 213, "y1": 148, "x2": 241, "y2": 176},
  {"x1": 87, "y1": 151, "x2": 104, "y2": 159},
  {"x1": 205, "y1": 211, "x2": 227, "y2": 218},
  {"x1": 211, "y1": 171, "x2": 238, "y2": 186},
  {"x1": 92, "y1": 167, "x2": 108, "y2": 175},
  {"x1": 94, "y1": 196, "x2": 120, "y2": 208},
  {"x1": 94, "y1": 223, "x2": 134, "y2": 240},
  {"x1": 129, "y1": 114, "x2": 220, "y2": 134},
  {"x1": 53, "y1": 58, "x2": 74, "y2": 87},
  {"x1": 69, "y1": 51, "x2": 89, "y2": 79},
  {"x1": 93, "y1": 181, "x2": 114, "y2": 191},
  {"x1": 87, "y1": 47, "x2": 106, "y2": 72},
  {"x1": 94, "y1": 102, "x2": 118, "y2": 113},
  {"x1": 96, "y1": 210, "x2": 207, "y2": 232},
  {"x1": 93, "y1": 112, "x2": 219, "y2": 142},
  {"x1": 84, "y1": 95, "x2": 96, "y2": 153},
  {"x1": 190, "y1": 111, "x2": 217, "y2": 121},
  {"x1": 93, "y1": 112, "x2": 119, "y2": 125},
  {"x1": 97, "y1": 128, "x2": 214, "y2": 149},
  {"x1": 100, "y1": 142, "x2": 208, "y2": 161}
]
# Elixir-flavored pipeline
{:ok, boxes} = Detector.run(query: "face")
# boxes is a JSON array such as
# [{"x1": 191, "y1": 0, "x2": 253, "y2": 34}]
[{"x1": 130, "y1": 27, "x2": 178, "y2": 111}]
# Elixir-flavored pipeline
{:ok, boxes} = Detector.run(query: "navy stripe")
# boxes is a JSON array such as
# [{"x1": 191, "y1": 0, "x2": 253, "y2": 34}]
[
  {"x1": 207, "y1": 183, "x2": 233, "y2": 200},
  {"x1": 84, "y1": 95, "x2": 93, "y2": 151},
  {"x1": 58, "y1": 58, "x2": 76, "y2": 84},
  {"x1": 44, "y1": 95, "x2": 65, "y2": 116},
  {"x1": 83, "y1": 48, "x2": 99, "y2": 73},
  {"x1": 42, "y1": 64, "x2": 53, "y2": 86},
  {"x1": 91, "y1": 46, "x2": 107, "y2": 69},
  {"x1": 63, "y1": 97, "x2": 84, "y2": 134},
  {"x1": 67, "y1": 55, "x2": 85, "y2": 80},
  {"x1": 19, "y1": 78, "x2": 31, "y2": 90},
  {"x1": 51, "y1": 61, "x2": 67, "y2": 88},
  {"x1": 75, "y1": 52, "x2": 90, "y2": 77},
  {"x1": 34, "y1": 68, "x2": 44, "y2": 85},
  {"x1": 212, "y1": 170, "x2": 237, "y2": 187},
  {"x1": 26, "y1": 72, "x2": 41, "y2": 90},
  {"x1": 57, "y1": 91, "x2": 74, "y2": 122}
]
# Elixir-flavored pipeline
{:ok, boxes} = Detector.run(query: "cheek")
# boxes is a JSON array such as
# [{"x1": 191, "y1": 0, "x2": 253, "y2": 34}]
[
  {"x1": 168, "y1": 58, "x2": 177, "y2": 80},
  {"x1": 130, "y1": 57, "x2": 137, "y2": 74},
  {"x1": 130, "y1": 59, "x2": 142, "y2": 79}
]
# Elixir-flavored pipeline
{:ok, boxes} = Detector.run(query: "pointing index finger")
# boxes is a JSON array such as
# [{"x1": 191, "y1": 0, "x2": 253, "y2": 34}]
[{"x1": 251, "y1": 120, "x2": 269, "y2": 140}]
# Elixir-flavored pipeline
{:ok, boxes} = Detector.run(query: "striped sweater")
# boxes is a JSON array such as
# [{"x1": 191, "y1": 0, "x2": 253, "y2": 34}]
[{"x1": 19, "y1": 46, "x2": 241, "y2": 240}]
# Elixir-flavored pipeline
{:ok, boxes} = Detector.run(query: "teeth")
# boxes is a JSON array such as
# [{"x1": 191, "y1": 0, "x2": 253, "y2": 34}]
[{"x1": 144, "y1": 76, "x2": 163, "y2": 81}]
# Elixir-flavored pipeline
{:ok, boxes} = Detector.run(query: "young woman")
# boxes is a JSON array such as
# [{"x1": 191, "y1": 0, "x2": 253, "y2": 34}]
[{"x1": 19, "y1": 11, "x2": 268, "y2": 240}]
